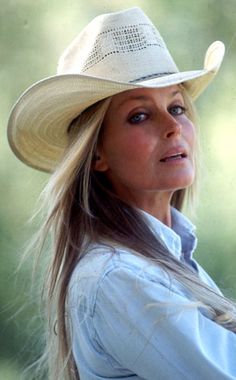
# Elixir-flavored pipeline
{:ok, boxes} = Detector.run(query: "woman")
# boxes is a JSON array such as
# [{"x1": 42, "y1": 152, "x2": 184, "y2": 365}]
[{"x1": 7, "y1": 7, "x2": 236, "y2": 380}]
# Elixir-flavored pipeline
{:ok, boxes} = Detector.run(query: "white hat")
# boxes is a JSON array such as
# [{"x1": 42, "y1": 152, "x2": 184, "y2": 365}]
[{"x1": 7, "y1": 7, "x2": 225, "y2": 172}]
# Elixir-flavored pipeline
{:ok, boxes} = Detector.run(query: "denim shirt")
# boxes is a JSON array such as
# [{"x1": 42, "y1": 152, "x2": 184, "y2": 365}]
[{"x1": 68, "y1": 208, "x2": 236, "y2": 379}]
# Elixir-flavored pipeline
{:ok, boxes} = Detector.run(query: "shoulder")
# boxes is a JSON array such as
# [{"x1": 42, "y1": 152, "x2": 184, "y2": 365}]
[
  {"x1": 68, "y1": 242, "x2": 172, "y2": 315},
  {"x1": 70, "y1": 242, "x2": 170, "y2": 285}
]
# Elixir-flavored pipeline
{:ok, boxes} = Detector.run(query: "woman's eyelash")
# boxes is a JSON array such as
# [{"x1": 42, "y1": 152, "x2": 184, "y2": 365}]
[
  {"x1": 128, "y1": 112, "x2": 148, "y2": 124},
  {"x1": 169, "y1": 105, "x2": 187, "y2": 115},
  {"x1": 128, "y1": 104, "x2": 187, "y2": 124}
]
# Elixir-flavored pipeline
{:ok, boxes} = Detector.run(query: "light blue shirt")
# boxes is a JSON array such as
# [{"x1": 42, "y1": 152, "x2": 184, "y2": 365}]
[{"x1": 68, "y1": 208, "x2": 236, "y2": 379}]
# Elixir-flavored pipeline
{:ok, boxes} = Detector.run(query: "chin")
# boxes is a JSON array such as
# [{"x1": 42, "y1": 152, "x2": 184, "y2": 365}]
[
  {"x1": 175, "y1": 180, "x2": 195, "y2": 190},
  {"x1": 164, "y1": 177, "x2": 195, "y2": 192},
  {"x1": 172, "y1": 171, "x2": 195, "y2": 188}
]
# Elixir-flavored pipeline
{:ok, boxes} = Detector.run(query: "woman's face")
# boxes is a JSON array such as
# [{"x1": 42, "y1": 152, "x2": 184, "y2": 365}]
[{"x1": 95, "y1": 85, "x2": 196, "y2": 209}]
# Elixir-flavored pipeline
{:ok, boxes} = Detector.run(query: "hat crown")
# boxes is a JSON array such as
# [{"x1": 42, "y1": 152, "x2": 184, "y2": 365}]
[{"x1": 57, "y1": 7, "x2": 178, "y2": 82}]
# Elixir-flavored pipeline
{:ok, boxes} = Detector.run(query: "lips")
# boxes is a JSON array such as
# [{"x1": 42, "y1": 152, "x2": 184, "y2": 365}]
[{"x1": 160, "y1": 147, "x2": 188, "y2": 162}]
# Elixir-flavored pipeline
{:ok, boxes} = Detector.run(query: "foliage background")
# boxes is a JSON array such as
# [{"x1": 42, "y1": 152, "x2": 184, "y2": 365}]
[{"x1": 1, "y1": 0, "x2": 236, "y2": 378}]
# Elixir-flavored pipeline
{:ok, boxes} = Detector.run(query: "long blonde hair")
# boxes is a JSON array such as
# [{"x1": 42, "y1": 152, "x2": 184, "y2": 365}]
[{"x1": 34, "y1": 89, "x2": 236, "y2": 379}]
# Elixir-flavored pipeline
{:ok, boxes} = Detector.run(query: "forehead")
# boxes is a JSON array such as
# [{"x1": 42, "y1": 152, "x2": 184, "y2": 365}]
[{"x1": 111, "y1": 85, "x2": 183, "y2": 108}]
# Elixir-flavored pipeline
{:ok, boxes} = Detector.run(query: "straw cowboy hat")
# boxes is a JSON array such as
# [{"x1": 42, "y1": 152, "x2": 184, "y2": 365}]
[{"x1": 8, "y1": 7, "x2": 225, "y2": 172}]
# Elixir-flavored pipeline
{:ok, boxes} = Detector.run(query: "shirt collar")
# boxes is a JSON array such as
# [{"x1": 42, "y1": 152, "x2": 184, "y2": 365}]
[{"x1": 139, "y1": 207, "x2": 197, "y2": 262}]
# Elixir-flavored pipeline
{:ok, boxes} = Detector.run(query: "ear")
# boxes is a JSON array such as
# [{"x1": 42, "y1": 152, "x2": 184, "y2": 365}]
[{"x1": 93, "y1": 152, "x2": 109, "y2": 172}]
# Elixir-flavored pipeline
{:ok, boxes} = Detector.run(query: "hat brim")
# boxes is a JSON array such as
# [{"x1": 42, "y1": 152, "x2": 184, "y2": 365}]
[{"x1": 7, "y1": 42, "x2": 224, "y2": 172}]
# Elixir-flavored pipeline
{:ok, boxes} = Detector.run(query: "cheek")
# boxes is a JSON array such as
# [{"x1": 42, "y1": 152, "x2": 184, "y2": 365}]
[{"x1": 104, "y1": 129, "x2": 155, "y2": 167}]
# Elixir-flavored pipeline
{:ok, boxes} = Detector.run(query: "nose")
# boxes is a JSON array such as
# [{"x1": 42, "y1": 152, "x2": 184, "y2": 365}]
[{"x1": 159, "y1": 111, "x2": 182, "y2": 139}]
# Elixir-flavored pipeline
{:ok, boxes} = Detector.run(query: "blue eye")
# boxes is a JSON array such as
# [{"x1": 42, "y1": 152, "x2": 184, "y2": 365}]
[
  {"x1": 169, "y1": 105, "x2": 186, "y2": 116},
  {"x1": 129, "y1": 112, "x2": 148, "y2": 124}
]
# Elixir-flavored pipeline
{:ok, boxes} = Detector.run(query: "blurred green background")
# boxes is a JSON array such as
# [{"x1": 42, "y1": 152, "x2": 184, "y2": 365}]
[{"x1": 1, "y1": 0, "x2": 236, "y2": 378}]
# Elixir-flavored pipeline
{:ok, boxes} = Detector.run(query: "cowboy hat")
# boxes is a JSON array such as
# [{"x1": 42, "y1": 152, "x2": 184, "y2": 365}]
[{"x1": 7, "y1": 7, "x2": 225, "y2": 172}]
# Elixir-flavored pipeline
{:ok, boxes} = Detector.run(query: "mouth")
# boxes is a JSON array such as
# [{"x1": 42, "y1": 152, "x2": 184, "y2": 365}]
[{"x1": 160, "y1": 152, "x2": 187, "y2": 163}]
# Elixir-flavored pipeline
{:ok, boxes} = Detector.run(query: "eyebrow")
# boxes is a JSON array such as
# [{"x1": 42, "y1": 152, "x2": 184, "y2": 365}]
[{"x1": 117, "y1": 90, "x2": 182, "y2": 108}]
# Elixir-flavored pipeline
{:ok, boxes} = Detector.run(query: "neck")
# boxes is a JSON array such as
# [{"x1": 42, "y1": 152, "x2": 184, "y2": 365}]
[
  {"x1": 119, "y1": 190, "x2": 173, "y2": 227},
  {"x1": 140, "y1": 201, "x2": 172, "y2": 227}
]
